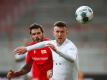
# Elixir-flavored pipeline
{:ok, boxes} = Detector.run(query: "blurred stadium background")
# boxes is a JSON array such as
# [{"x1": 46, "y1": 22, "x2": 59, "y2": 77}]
[{"x1": 0, "y1": 0, "x2": 107, "y2": 80}]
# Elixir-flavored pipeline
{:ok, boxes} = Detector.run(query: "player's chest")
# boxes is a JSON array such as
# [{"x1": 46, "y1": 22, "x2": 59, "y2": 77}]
[
  {"x1": 52, "y1": 45, "x2": 69, "y2": 62},
  {"x1": 31, "y1": 48, "x2": 51, "y2": 57},
  {"x1": 31, "y1": 48, "x2": 51, "y2": 63}
]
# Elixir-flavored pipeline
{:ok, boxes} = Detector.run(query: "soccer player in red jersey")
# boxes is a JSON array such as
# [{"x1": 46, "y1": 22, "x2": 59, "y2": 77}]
[{"x1": 7, "y1": 23, "x2": 53, "y2": 80}]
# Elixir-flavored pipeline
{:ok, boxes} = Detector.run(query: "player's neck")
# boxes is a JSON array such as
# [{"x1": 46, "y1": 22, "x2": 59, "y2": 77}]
[{"x1": 56, "y1": 41, "x2": 64, "y2": 46}]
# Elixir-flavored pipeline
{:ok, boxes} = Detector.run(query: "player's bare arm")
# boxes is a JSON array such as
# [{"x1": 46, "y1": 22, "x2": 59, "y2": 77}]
[{"x1": 7, "y1": 63, "x2": 32, "y2": 79}]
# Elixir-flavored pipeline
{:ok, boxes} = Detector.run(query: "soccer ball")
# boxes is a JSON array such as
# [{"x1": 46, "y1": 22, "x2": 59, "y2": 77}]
[{"x1": 75, "y1": 6, "x2": 93, "y2": 24}]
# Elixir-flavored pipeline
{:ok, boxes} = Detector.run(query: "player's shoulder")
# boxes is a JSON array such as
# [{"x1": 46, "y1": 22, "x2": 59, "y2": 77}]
[
  {"x1": 66, "y1": 39, "x2": 77, "y2": 48},
  {"x1": 66, "y1": 39, "x2": 74, "y2": 44}
]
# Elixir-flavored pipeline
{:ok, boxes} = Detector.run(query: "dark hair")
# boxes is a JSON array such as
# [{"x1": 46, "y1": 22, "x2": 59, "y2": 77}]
[
  {"x1": 29, "y1": 23, "x2": 44, "y2": 34},
  {"x1": 54, "y1": 21, "x2": 67, "y2": 28}
]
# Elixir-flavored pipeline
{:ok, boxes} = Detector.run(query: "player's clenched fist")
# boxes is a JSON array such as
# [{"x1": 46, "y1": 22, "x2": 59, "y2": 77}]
[
  {"x1": 7, "y1": 70, "x2": 15, "y2": 80},
  {"x1": 14, "y1": 46, "x2": 27, "y2": 55}
]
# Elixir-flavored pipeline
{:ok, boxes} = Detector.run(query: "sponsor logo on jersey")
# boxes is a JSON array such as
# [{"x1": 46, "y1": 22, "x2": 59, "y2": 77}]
[{"x1": 32, "y1": 57, "x2": 48, "y2": 61}]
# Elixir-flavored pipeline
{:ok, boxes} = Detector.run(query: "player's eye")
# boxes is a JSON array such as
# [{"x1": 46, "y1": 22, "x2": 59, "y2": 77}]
[
  {"x1": 37, "y1": 32, "x2": 41, "y2": 34},
  {"x1": 31, "y1": 33, "x2": 36, "y2": 35}
]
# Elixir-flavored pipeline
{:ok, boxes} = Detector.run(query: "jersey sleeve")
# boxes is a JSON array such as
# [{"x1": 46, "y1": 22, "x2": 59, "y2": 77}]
[
  {"x1": 56, "y1": 42, "x2": 78, "y2": 62},
  {"x1": 66, "y1": 46, "x2": 78, "y2": 62},
  {"x1": 26, "y1": 41, "x2": 52, "y2": 51},
  {"x1": 14, "y1": 53, "x2": 26, "y2": 60}
]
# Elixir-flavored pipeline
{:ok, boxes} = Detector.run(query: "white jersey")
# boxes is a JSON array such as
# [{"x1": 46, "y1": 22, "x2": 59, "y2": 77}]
[
  {"x1": 51, "y1": 39, "x2": 78, "y2": 80},
  {"x1": 26, "y1": 39, "x2": 79, "y2": 80}
]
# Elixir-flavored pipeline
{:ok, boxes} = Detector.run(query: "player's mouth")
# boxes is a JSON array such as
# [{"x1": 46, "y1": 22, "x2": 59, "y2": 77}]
[{"x1": 58, "y1": 38, "x2": 62, "y2": 40}]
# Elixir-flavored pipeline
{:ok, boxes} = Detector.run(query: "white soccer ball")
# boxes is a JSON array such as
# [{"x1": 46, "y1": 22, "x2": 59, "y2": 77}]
[{"x1": 75, "y1": 6, "x2": 93, "y2": 24}]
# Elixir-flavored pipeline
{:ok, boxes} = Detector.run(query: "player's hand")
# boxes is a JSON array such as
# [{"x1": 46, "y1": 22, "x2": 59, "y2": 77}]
[
  {"x1": 7, "y1": 70, "x2": 15, "y2": 80},
  {"x1": 47, "y1": 43, "x2": 57, "y2": 52},
  {"x1": 47, "y1": 70, "x2": 53, "y2": 79},
  {"x1": 14, "y1": 46, "x2": 27, "y2": 55}
]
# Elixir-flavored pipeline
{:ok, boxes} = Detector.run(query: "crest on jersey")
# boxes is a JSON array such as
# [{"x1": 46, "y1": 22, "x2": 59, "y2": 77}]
[{"x1": 41, "y1": 50, "x2": 47, "y2": 54}]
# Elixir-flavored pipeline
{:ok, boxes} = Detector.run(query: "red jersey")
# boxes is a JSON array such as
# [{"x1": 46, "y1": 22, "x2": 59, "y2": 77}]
[{"x1": 26, "y1": 38, "x2": 53, "y2": 80}]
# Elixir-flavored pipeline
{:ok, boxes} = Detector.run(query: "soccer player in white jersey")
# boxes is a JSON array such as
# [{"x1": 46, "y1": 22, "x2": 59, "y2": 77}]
[{"x1": 14, "y1": 21, "x2": 79, "y2": 80}]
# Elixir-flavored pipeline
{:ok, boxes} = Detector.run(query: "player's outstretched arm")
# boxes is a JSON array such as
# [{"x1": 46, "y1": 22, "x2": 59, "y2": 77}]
[
  {"x1": 26, "y1": 41, "x2": 51, "y2": 51},
  {"x1": 7, "y1": 63, "x2": 32, "y2": 79},
  {"x1": 14, "y1": 41, "x2": 51, "y2": 55}
]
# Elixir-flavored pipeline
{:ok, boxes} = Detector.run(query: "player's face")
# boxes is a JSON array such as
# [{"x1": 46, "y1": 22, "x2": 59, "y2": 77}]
[
  {"x1": 30, "y1": 28, "x2": 44, "y2": 42},
  {"x1": 53, "y1": 26, "x2": 68, "y2": 45}
]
